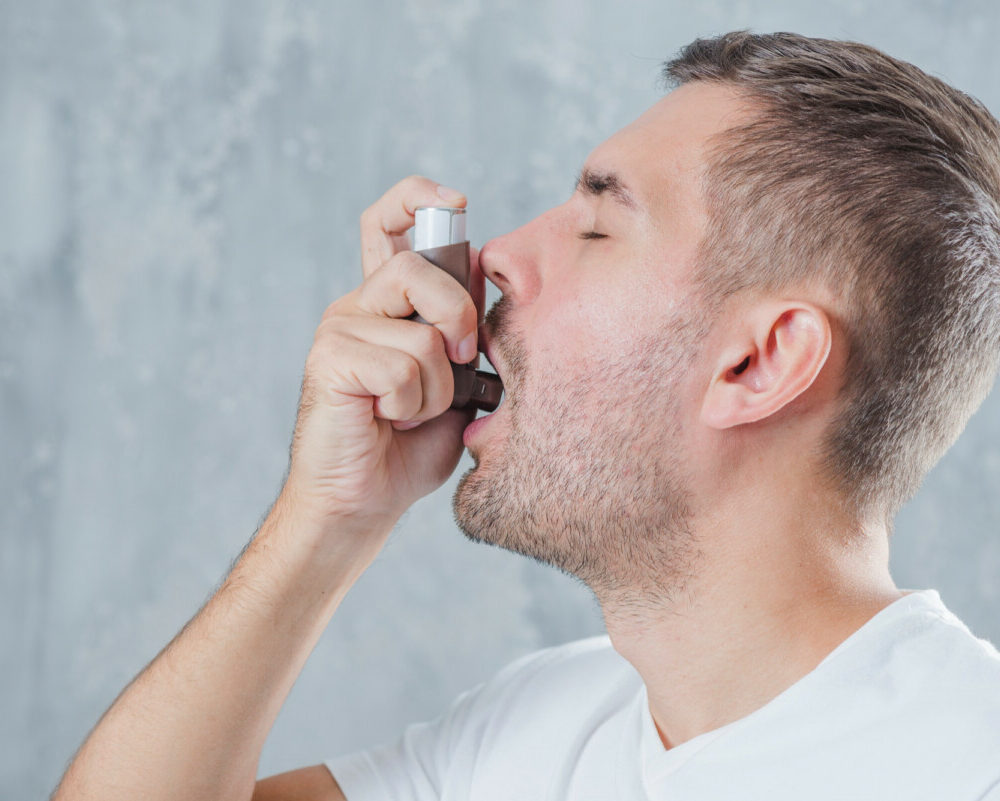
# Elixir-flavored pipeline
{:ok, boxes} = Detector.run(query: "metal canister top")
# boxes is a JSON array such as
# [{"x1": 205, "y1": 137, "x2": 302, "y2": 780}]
[{"x1": 414, "y1": 206, "x2": 467, "y2": 250}]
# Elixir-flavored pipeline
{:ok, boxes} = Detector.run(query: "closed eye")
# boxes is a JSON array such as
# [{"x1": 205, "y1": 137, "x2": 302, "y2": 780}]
[{"x1": 578, "y1": 231, "x2": 608, "y2": 240}]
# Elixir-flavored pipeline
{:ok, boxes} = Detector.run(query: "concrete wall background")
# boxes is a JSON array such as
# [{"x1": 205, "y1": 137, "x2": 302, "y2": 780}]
[{"x1": 2, "y1": 1, "x2": 998, "y2": 797}]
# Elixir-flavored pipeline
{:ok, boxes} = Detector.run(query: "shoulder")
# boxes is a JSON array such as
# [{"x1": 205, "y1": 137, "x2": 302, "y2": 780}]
[
  {"x1": 460, "y1": 634, "x2": 640, "y2": 735},
  {"x1": 323, "y1": 636, "x2": 635, "y2": 801},
  {"x1": 908, "y1": 596, "x2": 1000, "y2": 714},
  {"x1": 893, "y1": 592, "x2": 1000, "y2": 692},
  {"x1": 858, "y1": 592, "x2": 1000, "y2": 793},
  {"x1": 476, "y1": 634, "x2": 635, "y2": 702},
  {"x1": 840, "y1": 591, "x2": 1000, "y2": 718},
  {"x1": 870, "y1": 592, "x2": 1000, "y2": 782}
]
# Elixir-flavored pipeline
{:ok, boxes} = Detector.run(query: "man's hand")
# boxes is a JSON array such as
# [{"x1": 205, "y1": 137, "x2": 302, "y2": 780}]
[
  {"x1": 285, "y1": 176, "x2": 485, "y2": 546},
  {"x1": 51, "y1": 176, "x2": 480, "y2": 801}
]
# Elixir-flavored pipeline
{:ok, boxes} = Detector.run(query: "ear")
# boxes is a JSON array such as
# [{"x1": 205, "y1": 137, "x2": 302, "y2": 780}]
[{"x1": 700, "y1": 301, "x2": 832, "y2": 429}]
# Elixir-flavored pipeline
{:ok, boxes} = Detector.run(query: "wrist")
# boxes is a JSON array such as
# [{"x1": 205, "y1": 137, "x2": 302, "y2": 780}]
[{"x1": 251, "y1": 482, "x2": 398, "y2": 588}]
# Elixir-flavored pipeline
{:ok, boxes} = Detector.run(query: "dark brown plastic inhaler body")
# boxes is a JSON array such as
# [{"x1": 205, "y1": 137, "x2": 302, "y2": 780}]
[{"x1": 410, "y1": 206, "x2": 504, "y2": 412}]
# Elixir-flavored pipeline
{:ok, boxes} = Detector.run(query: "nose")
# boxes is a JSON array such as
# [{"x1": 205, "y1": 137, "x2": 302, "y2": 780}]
[{"x1": 478, "y1": 213, "x2": 549, "y2": 302}]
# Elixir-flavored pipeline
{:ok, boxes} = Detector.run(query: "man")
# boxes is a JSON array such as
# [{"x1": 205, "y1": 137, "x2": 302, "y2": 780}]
[{"x1": 55, "y1": 31, "x2": 1000, "y2": 801}]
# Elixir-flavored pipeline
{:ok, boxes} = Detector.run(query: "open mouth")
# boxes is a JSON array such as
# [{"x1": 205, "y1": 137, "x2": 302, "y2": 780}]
[
  {"x1": 461, "y1": 339, "x2": 506, "y2": 445},
  {"x1": 478, "y1": 339, "x2": 506, "y2": 409}
]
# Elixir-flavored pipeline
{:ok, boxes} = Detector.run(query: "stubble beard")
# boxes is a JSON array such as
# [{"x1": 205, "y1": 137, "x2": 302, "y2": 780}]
[{"x1": 453, "y1": 297, "x2": 709, "y2": 611}]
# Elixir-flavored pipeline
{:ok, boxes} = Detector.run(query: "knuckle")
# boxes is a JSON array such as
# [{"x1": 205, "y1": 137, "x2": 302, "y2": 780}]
[
  {"x1": 312, "y1": 316, "x2": 341, "y2": 345},
  {"x1": 306, "y1": 329, "x2": 347, "y2": 373},
  {"x1": 404, "y1": 173, "x2": 429, "y2": 190},
  {"x1": 312, "y1": 323, "x2": 331, "y2": 347},
  {"x1": 306, "y1": 334, "x2": 336, "y2": 367},
  {"x1": 412, "y1": 323, "x2": 443, "y2": 358},
  {"x1": 321, "y1": 297, "x2": 345, "y2": 323},
  {"x1": 389, "y1": 354, "x2": 420, "y2": 388},
  {"x1": 390, "y1": 250, "x2": 427, "y2": 282},
  {"x1": 393, "y1": 248, "x2": 424, "y2": 268}
]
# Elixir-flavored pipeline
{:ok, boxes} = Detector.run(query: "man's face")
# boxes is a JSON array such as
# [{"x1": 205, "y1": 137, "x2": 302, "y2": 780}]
[{"x1": 453, "y1": 83, "x2": 746, "y2": 603}]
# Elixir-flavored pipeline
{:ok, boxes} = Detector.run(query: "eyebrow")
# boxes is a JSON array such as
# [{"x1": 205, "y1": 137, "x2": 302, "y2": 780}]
[{"x1": 574, "y1": 167, "x2": 640, "y2": 213}]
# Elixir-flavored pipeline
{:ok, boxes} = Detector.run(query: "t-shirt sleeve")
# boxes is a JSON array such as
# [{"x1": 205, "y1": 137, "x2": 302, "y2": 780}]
[{"x1": 323, "y1": 647, "x2": 560, "y2": 801}]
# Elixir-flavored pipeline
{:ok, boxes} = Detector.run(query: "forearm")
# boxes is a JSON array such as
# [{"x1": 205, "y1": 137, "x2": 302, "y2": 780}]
[{"x1": 54, "y1": 490, "x2": 390, "y2": 801}]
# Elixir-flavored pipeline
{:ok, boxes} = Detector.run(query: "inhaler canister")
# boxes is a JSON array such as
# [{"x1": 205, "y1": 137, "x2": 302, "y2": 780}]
[
  {"x1": 412, "y1": 206, "x2": 504, "y2": 413},
  {"x1": 413, "y1": 206, "x2": 466, "y2": 251}
]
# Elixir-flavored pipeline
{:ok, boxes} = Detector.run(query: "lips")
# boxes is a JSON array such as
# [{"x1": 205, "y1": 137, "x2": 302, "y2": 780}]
[{"x1": 478, "y1": 324, "x2": 504, "y2": 389}]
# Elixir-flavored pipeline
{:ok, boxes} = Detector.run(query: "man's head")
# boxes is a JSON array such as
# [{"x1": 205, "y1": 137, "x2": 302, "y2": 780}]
[
  {"x1": 665, "y1": 31, "x2": 1000, "y2": 530},
  {"x1": 453, "y1": 32, "x2": 1000, "y2": 604}
]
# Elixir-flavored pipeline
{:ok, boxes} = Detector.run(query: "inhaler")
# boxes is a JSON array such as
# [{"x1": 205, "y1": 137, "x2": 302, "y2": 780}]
[{"x1": 411, "y1": 206, "x2": 504, "y2": 412}]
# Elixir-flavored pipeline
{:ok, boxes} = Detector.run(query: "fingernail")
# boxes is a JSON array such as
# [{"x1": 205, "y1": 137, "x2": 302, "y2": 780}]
[
  {"x1": 458, "y1": 332, "x2": 477, "y2": 363},
  {"x1": 395, "y1": 420, "x2": 422, "y2": 431},
  {"x1": 437, "y1": 184, "x2": 465, "y2": 202}
]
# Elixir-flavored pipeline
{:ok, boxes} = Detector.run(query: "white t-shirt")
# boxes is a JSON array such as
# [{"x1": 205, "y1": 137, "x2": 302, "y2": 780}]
[{"x1": 326, "y1": 589, "x2": 1000, "y2": 800}]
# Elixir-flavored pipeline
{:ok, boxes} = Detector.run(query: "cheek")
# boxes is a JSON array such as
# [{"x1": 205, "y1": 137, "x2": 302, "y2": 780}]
[
  {"x1": 531, "y1": 277, "x2": 667, "y2": 373},
  {"x1": 527, "y1": 293, "x2": 599, "y2": 377}
]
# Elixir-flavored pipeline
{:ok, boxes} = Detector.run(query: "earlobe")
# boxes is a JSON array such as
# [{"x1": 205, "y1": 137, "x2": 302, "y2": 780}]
[{"x1": 700, "y1": 303, "x2": 832, "y2": 430}]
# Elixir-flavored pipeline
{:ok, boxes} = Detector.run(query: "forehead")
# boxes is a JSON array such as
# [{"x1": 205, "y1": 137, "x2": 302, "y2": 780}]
[{"x1": 584, "y1": 82, "x2": 751, "y2": 233}]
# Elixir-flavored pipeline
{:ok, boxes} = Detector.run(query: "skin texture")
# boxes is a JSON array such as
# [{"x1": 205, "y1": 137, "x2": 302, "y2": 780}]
[{"x1": 53, "y1": 83, "x2": 904, "y2": 800}]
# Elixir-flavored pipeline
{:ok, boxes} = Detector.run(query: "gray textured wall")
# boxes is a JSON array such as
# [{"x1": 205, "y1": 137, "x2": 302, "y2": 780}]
[{"x1": 2, "y1": 1, "x2": 999, "y2": 798}]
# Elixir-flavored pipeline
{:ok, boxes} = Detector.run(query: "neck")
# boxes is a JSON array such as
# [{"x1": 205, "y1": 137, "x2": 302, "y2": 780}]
[{"x1": 599, "y1": 490, "x2": 902, "y2": 750}]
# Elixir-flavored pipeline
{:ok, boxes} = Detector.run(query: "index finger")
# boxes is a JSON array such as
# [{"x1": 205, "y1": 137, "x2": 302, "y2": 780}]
[
  {"x1": 356, "y1": 251, "x2": 479, "y2": 364},
  {"x1": 360, "y1": 175, "x2": 467, "y2": 278}
]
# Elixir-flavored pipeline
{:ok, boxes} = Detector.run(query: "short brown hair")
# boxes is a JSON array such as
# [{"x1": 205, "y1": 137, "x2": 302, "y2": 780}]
[{"x1": 663, "y1": 31, "x2": 1000, "y2": 529}]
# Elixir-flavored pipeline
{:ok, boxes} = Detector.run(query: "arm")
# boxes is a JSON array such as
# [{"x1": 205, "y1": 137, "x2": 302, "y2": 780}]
[
  {"x1": 54, "y1": 490, "x2": 366, "y2": 801},
  {"x1": 52, "y1": 176, "x2": 483, "y2": 801},
  {"x1": 252, "y1": 766, "x2": 345, "y2": 801}
]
